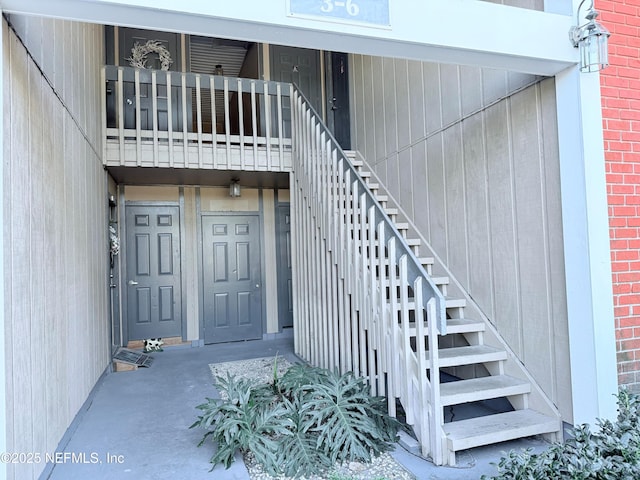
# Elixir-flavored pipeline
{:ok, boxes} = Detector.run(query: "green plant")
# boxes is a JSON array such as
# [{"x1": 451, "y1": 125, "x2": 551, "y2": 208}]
[
  {"x1": 191, "y1": 362, "x2": 400, "y2": 478},
  {"x1": 482, "y1": 389, "x2": 640, "y2": 480}
]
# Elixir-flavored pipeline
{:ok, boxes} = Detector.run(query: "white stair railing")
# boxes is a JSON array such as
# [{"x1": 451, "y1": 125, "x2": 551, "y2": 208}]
[{"x1": 290, "y1": 86, "x2": 448, "y2": 463}]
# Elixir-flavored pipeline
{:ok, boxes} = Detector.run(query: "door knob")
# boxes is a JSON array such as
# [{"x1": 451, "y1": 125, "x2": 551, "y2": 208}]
[
  {"x1": 128, "y1": 280, "x2": 139, "y2": 285},
  {"x1": 256, "y1": 284, "x2": 260, "y2": 288}
]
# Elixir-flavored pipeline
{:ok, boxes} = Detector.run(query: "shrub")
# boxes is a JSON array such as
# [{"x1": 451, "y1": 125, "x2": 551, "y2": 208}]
[
  {"x1": 482, "y1": 389, "x2": 640, "y2": 480},
  {"x1": 191, "y1": 362, "x2": 400, "y2": 478}
]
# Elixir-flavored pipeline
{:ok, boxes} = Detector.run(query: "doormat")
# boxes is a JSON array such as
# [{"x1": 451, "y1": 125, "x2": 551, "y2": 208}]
[{"x1": 113, "y1": 347, "x2": 154, "y2": 368}]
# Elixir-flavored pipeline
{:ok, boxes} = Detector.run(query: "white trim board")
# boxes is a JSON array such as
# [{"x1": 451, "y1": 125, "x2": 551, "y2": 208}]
[{"x1": 3, "y1": 0, "x2": 577, "y2": 75}]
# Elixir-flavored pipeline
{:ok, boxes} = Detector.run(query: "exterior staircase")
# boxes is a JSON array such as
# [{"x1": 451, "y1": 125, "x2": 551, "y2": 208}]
[
  {"x1": 289, "y1": 87, "x2": 562, "y2": 466},
  {"x1": 346, "y1": 150, "x2": 562, "y2": 465}
]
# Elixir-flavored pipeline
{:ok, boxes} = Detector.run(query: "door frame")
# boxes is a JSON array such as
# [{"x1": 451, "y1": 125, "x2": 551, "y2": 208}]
[
  {"x1": 121, "y1": 200, "x2": 186, "y2": 345},
  {"x1": 198, "y1": 211, "x2": 265, "y2": 343}
]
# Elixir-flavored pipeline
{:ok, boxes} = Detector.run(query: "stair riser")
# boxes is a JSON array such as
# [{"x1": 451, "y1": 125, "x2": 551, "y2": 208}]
[{"x1": 441, "y1": 385, "x2": 531, "y2": 406}]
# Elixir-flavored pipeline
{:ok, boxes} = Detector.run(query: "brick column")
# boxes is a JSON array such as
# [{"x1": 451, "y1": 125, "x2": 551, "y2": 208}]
[{"x1": 597, "y1": 0, "x2": 640, "y2": 390}]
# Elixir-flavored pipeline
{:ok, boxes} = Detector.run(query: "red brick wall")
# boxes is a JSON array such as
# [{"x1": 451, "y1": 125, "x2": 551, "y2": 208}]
[{"x1": 597, "y1": 0, "x2": 640, "y2": 389}]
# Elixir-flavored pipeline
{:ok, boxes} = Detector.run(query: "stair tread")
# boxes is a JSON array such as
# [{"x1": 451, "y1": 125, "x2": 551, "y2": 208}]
[
  {"x1": 446, "y1": 318, "x2": 485, "y2": 333},
  {"x1": 440, "y1": 375, "x2": 530, "y2": 406},
  {"x1": 442, "y1": 409, "x2": 560, "y2": 452},
  {"x1": 433, "y1": 345, "x2": 506, "y2": 368},
  {"x1": 386, "y1": 275, "x2": 447, "y2": 286},
  {"x1": 407, "y1": 318, "x2": 484, "y2": 337},
  {"x1": 393, "y1": 297, "x2": 467, "y2": 311},
  {"x1": 446, "y1": 297, "x2": 466, "y2": 308}
]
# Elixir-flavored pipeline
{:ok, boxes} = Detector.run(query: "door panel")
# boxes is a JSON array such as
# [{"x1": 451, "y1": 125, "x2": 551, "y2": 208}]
[
  {"x1": 125, "y1": 205, "x2": 182, "y2": 340},
  {"x1": 276, "y1": 205, "x2": 293, "y2": 329},
  {"x1": 330, "y1": 52, "x2": 351, "y2": 149},
  {"x1": 202, "y1": 215, "x2": 263, "y2": 344}
]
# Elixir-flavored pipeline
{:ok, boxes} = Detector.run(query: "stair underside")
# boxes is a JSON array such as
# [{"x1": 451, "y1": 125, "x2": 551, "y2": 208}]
[
  {"x1": 442, "y1": 409, "x2": 560, "y2": 452},
  {"x1": 440, "y1": 375, "x2": 530, "y2": 406}
]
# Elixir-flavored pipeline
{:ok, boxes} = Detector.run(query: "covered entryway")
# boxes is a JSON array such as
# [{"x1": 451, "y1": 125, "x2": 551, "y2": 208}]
[{"x1": 115, "y1": 181, "x2": 287, "y2": 347}]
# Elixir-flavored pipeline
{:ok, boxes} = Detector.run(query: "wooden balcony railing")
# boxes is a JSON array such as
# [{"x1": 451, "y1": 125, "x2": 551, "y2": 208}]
[{"x1": 101, "y1": 66, "x2": 293, "y2": 171}]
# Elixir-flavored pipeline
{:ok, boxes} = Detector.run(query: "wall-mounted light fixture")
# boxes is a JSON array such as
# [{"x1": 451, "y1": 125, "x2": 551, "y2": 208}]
[
  {"x1": 108, "y1": 194, "x2": 117, "y2": 222},
  {"x1": 229, "y1": 179, "x2": 241, "y2": 198},
  {"x1": 569, "y1": 0, "x2": 610, "y2": 73}
]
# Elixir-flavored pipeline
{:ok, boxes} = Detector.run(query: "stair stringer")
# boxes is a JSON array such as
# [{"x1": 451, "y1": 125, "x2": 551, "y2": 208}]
[{"x1": 349, "y1": 150, "x2": 563, "y2": 437}]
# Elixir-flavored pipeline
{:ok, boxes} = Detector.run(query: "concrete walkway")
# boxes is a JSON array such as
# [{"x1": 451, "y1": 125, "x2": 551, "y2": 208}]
[{"x1": 42, "y1": 338, "x2": 550, "y2": 480}]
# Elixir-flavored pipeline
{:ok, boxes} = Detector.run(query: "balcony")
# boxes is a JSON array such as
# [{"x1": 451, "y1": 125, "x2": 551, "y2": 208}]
[{"x1": 102, "y1": 66, "x2": 293, "y2": 172}]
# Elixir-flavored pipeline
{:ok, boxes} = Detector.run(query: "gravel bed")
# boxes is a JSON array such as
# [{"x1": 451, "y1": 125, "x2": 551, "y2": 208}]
[
  {"x1": 208, "y1": 356, "x2": 416, "y2": 480},
  {"x1": 209, "y1": 356, "x2": 294, "y2": 392},
  {"x1": 245, "y1": 450, "x2": 414, "y2": 480}
]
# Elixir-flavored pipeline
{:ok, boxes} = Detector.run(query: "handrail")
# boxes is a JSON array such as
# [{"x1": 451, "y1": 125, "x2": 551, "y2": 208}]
[
  {"x1": 289, "y1": 84, "x2": 446, "y2": 463},
  {"x1": 290, "y1": 84, "x2": 446, "y2": 334}
]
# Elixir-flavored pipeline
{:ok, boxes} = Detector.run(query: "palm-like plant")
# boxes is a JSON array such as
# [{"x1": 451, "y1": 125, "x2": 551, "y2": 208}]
[{"x1": 191, "y1": 362, "x2": 400, "y2": 478}]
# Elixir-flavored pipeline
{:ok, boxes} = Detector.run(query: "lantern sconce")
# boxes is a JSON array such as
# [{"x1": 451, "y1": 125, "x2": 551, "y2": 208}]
[
  {"x1": 108, "y1": 194, "x2": 117, "y2": 222},
  {"x1": 569, "y1": 0, "x2": 610, "y2": 73},
  {"x1": 229, "y1": 178, "x2": 241, "y2": 198}
]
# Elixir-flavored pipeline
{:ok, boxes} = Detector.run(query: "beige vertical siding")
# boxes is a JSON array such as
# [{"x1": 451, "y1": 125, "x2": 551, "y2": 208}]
[
  {"x1": 183, "y1": 187, "x2": 200, "y2": 341},
  {"x1": 3, "y1": 17, "x2": 108, "y2": 480},
  {"x1": 350, "y1": 55, "x2": 572, "y2": 420},
  {"x1": 262, "y1": 190, "x2": 279, "y2": 334}
]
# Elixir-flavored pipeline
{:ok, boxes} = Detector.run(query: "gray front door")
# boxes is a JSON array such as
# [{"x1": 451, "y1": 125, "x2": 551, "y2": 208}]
[
  {"x1": 125, "y1": 205, "x2": 182, "y2": 341},
  {"x1": 118, "y1": 28, "x2": 188, "y2": 132},
  {"x1": 276, "y1": 205, "x2": 293, "y2": 329},
  {"x1": 270, "y1": 45, "x2": 322, "y2": 137},
  {"x1": 329, "y1": 52, "x2": 351, "y2": 149},
  {"x1": 202, "y1": 215, "x2": 263, "y2": 344}
]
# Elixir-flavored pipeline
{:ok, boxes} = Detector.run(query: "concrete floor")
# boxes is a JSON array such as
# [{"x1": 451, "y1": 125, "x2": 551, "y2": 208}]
[{"x1": 42, "y1": 338, "x2": 551, "y2": 480}]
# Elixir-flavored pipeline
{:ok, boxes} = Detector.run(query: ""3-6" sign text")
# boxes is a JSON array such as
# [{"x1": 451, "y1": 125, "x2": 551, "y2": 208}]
[{"x1": 289, "y1": 0, "x2": 390, "y2": 27}]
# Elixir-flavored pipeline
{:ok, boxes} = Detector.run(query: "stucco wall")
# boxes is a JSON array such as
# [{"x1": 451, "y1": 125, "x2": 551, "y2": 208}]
[
  {"x1": 350, "y1": 55, "x2": 573, "y2": 420},
  {"x1": 597, "y1": 0, "x2": 640, "y2": 391},
  {"x1": 3, "y1": 16, "x2": 108, "y2": 480}
]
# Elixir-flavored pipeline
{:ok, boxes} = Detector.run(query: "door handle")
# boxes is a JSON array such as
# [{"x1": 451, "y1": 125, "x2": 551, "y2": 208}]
[{"x1": 128, "y1": 280, "x2": 139, "y2": 286}]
